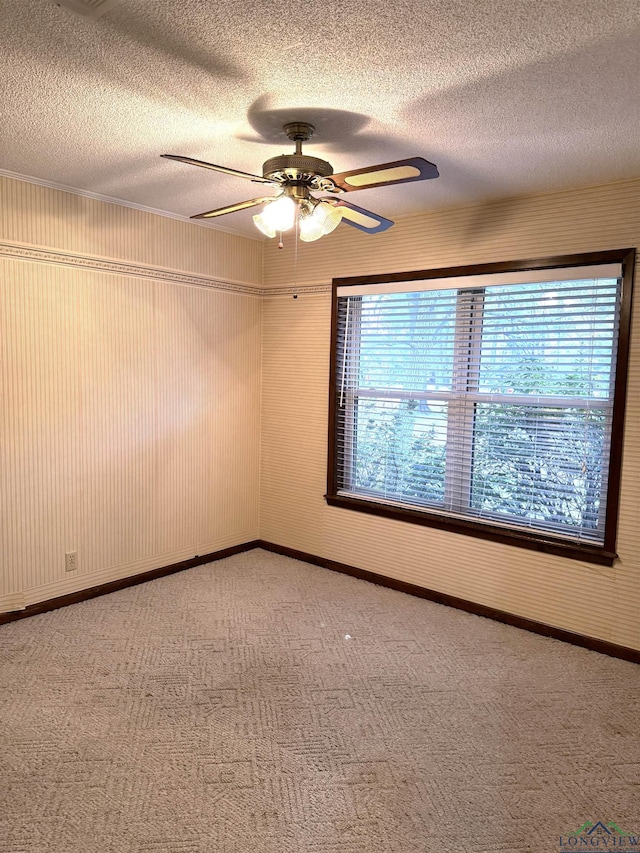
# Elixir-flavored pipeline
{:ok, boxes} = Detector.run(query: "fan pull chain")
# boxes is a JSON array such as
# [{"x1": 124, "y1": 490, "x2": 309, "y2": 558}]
[{"x1": 293, "y1": 211, "x2": 299, "y2": 299}]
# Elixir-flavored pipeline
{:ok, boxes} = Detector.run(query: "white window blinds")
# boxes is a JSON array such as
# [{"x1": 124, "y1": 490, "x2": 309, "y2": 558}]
[{"x1": 334, "y1": 265, "x2": 622, "y2": 546}]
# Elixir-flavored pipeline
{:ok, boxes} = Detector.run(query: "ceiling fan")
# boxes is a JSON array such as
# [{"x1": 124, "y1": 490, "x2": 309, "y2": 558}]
[{"x1": 162, "y1": 122, "x2": 439, "y2": 242}]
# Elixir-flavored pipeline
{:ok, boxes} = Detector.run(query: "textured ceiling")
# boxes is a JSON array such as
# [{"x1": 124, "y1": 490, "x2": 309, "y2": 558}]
[{"x1": 1, "y1": 0, "x2": 639, "y2": 238}]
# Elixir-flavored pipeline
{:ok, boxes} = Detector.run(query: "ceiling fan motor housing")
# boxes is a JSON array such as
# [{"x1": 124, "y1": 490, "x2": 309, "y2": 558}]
[{"x1": 262, "y1": 154, "x2": 334, "y2": 184}]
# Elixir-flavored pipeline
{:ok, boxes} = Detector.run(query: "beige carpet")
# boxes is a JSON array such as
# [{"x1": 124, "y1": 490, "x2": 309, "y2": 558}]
[{"x1": 1, "y1": 549, "x2": 639, "y2": 852}]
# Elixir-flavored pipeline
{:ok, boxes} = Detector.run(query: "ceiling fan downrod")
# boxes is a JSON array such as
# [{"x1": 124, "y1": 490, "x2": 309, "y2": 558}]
[
  {"x1": 283, "y1": 121, "x2": 315, "y2": 153},
  {"x1": 261, "y1": 122, "x2": 334, "y2": 186}
]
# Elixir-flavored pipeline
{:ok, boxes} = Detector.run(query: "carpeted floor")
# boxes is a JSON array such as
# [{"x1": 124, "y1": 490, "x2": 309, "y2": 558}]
[{"x1": 1, "y1": 549, "x2": 639, "y2": 852}]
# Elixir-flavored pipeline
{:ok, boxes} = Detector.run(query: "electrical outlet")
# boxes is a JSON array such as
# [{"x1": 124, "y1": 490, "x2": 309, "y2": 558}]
[{"x1": 65, "y1": 551, "x2": 78, "y2": 572}]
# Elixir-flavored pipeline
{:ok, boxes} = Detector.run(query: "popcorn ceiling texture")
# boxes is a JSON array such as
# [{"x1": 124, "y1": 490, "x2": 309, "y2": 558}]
[{"x1": 0, "y1": 0, "x2": 638, "y2": 236}]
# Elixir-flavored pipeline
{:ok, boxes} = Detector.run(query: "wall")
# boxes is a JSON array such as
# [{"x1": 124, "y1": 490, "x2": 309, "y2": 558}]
[
  {"x1": 0, "y1": 176, "x2": 263, "y2": 611},
  {"x1": 260, "y1": 179, "x2": 640, "y2": 651},
  {"x1": 3, "y1": 174, "x2": 638, "y2": 650}
]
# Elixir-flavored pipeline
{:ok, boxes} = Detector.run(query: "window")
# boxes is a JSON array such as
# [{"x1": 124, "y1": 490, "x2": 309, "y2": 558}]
[{"x1": 327, "y1": 251, "x2": 635, "y2": 565}]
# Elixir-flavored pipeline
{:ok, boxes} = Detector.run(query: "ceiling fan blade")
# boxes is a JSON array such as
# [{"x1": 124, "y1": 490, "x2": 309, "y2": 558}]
[
  {"x1": 328, "y1": 157, "x2": 439, "y2": 192},
  {"x1": 161, "y1": 154, "x2": 274, "y2": 184},
  {"x1": 191, "y1": 197, "x2": 273, "y2": 219},
  {"x1": 330, "y1": 199, "x2": 394, "y2": 234}
]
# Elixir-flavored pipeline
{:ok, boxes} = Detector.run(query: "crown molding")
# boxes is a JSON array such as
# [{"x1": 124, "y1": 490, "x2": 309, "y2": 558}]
[
  {"x1": 0, "y1": 240, "x2": 264, "y2": 297},
  {"x1": 0, "y1": 168, "x2": 263, "y2": 242}
]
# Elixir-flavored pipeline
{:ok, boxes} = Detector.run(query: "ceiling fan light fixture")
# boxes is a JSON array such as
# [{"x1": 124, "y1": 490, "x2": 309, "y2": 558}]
[
  {"x1": 253, "y1": 195, "x2": 295, "y2": 237},
  {"x1": 299, "y1": 199, "x2": 343, "y2": 242},
  {"x1": 317, "y1": 200, "x2": 343, "y2": 235},
  {"x1": 252, "y1": 210, "x2": 277, "y2": 238},
  {"x1": 299, "y1": 214, "x2": 324, "y2": 242}
]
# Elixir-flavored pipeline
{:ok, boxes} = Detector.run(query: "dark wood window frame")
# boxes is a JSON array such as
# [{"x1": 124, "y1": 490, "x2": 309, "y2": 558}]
[{"x1": 326, "y1": 249, "x2": 636, "y2": 566}]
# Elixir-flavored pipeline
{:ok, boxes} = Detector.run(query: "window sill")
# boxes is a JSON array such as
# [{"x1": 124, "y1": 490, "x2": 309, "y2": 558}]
[{"x1": 324, "y1": 493, "x2": 616, "y2": 566}]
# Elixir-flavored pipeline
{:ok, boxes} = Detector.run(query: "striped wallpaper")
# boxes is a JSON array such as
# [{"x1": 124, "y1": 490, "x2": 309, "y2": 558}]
[
  {"x1": 0, "y1": 176, "x2": 261, "y2": 611},
  {"x1": 260, "y1": 179, "x2": 640, "y2": 651},
  {"x1": 2, "y1": 172, "x2": 639, "y2": 651},
  {"x1": 0, "y1": 175, "x2": 263, "y2": 286}
]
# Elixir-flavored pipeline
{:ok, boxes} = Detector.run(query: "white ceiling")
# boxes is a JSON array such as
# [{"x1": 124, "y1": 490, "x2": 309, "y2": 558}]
[{"x1": 1, "y1": 0, "x2": 639, "y2": 238}]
